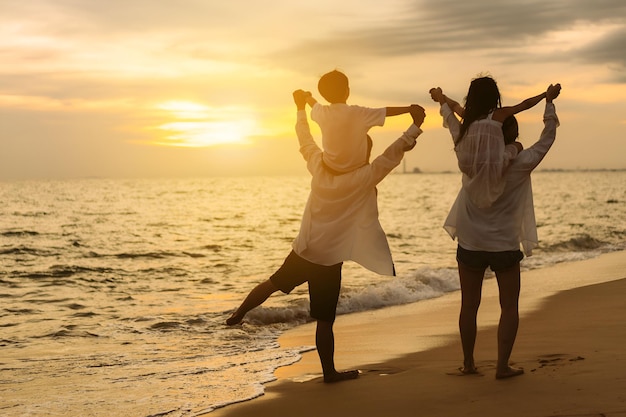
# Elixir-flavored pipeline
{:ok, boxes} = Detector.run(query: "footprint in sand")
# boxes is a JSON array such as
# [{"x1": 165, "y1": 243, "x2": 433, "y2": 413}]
[{"x1": 530, "y1": 353, "x2": 585, "y2": 373}]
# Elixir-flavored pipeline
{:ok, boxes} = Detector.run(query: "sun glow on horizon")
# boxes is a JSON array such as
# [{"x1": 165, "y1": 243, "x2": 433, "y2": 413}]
[{"x1": 154, "y1": 101, "x2": 258, "y2": 147}]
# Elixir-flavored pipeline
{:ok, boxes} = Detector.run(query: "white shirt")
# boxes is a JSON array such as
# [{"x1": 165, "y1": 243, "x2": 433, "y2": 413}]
[
  {"x1": 293, "y1": 110, "x2": 422, "y2": 275},
  {"x1": 448, "y1": 111, "x2": 519, "y2": 208},
  {"x1": 443, "y1": 103, "x2": 559, "y2": 255},
  {"x1": 311, "y1": 103, "x2": 386, "y2": 173}
]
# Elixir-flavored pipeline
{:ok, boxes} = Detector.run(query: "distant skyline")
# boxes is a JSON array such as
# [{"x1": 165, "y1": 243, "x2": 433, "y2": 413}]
[{"x1": 2, "y1": 0, "x2": 626, "y2": 179}]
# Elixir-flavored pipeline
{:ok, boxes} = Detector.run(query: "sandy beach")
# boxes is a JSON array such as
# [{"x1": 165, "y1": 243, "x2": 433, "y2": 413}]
[{"x1": 212, "y1": 250, "x2": 626, "y2": 417}]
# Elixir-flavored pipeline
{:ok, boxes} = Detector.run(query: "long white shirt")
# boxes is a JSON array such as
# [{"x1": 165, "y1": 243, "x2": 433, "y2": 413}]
[
  {"x1": 311, "y1": 103, "x2": 386, "y2": 173},
  {"x1": 443, "y1": 102, "x2": 560, "y2": 255},
  {"x1": 450, "y1": 112, "x2": 519, "y2": 208},
  {"x1": 292, "y1": 110, "x2": 422, "y2": 275}
]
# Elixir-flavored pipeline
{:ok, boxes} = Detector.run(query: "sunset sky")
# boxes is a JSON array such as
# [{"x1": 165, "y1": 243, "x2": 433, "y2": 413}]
[{"x1": 2, "y1": 0, "x2": 625, "y2": 179}]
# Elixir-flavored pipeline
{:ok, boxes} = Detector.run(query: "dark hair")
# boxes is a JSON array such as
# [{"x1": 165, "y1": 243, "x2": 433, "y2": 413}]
[
  {"x1": 502, "y1": 116, "x2": 518, "y2": 145},
  {"x1": 318, "y1": 70, "x2": 349, "y2": 103},
  {"x1": 457, "y1": 76, "x2": 501, "y2": 145}
]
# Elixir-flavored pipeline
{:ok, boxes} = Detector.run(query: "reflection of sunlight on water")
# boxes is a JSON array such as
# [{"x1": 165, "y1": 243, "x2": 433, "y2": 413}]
[
  {"x1": 2, "y1": 173, "x2": 624, "y2": 416},
  {"x1": 155, "y1": 101, "x2": 257, "y2": 147}
]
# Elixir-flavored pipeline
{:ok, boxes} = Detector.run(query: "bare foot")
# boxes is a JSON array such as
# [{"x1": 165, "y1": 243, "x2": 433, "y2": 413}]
[
  {"x1": 226, "y1": 312, "x2": 243, "y2": 326},
  {"x1": 459, "y1": 366, "x2": 480, "y2": 375},
  {"x1": 446, "y1": 366, "x2": 482, "y2": 376},
  {"x1": 324, "y1": 370, "x2": 359, "y2": 383},
  {"x1": 496, "y1": 366, "x2": 524, "y2": 380}
]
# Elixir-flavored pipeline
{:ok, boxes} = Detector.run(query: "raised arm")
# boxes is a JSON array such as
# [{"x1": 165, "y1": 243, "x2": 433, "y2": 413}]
[
  {"x1": 492, "y1": 87, "x2": 556, "y2": 122},
  {"x1": 511, "y1": 84, "x2": 562, "y2": 171},
  {"x1": 430, "y1": 88, "x2": 462, "y2": 141},
  {"x1": 367, "y1": 105, "x2": 425, "y2": 185},
  {"x1": 430, "y1": 87, "x2": 464, "y2": 117},
  {"x1": 445, "y1": 96, "x2": 464, "y2": 118},
  {"x1": 293, "y1": 90, "x2": 321, "y2": 164}
]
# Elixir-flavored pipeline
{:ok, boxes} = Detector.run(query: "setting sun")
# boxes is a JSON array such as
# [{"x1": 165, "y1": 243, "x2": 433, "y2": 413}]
[{"x1": 155, "y1": 101, "x2": 257, "y2": 147}]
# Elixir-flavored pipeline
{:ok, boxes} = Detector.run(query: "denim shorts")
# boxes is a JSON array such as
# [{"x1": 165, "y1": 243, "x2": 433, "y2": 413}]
[
  {"x1": 270, "y1": 250, "x2": 342, "y2": 322},
  {"x1": 456, "y1": 245, "x2": 524, "y2": 272}
]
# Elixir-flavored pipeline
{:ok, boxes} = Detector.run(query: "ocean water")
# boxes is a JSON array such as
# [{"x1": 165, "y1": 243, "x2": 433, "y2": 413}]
[{"x1": 1, "y1": 172, "x2": 625, "y2": 416}]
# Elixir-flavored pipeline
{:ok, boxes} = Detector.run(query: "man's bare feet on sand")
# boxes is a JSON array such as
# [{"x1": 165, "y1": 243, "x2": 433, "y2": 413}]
[
  {"x1": 496, "y1": 366, "x2": 524, "y2": 380},
  {"x1": 323, "y1": 370, "x2": 359, "y2": 383}
]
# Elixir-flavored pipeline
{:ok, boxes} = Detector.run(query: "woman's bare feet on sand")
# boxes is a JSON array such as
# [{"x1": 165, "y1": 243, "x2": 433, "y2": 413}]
[
  {"x1": 496, "y1": 366, "x2": 524, "y2": 379},
  {"x1": 323, "y1": 370, "x2": 359, "y2": 383},
  {"x1": 459, "y1": 365, "x2": 480, "y2": 375},
  {"x1": 446, "y1": 366, "x2": 482, "y2": 376},
  {"x1": 456, "y1": 359, "x2": 480, "y2": 375}
]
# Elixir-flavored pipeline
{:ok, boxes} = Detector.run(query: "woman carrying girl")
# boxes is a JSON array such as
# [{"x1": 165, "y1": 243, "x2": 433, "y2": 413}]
[
  {"x1": 431, "y1": 80, "x2": 562, "y2": 379},
  {"x1": 432, "y1": 76, "x2": 553, "y2": 208}
]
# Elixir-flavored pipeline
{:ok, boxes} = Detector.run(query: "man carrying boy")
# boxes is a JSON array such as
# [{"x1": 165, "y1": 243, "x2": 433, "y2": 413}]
[
  {"x1": 306, "y1": 70, "x2": 414, "y2": 174},
  {"x1": 226, "y1": 90, "x2": 425, "y2": 383}
]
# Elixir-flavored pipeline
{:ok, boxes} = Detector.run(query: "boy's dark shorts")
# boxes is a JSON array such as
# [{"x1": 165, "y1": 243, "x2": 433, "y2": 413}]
[
  {"x1": 270, "y1": 250, "x2": 342, "y2": 323},
  {"x1": 457, "y1": 245, "x2": 524, "y2": 272}
]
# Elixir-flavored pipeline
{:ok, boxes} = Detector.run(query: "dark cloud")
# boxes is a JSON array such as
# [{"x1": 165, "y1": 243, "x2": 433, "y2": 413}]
[
  {"x1": 270, "y1": 0, "x2": 626, "y2": 79},
  {"x1": 575, "y1": 27, "x2": 626, "y2": 81},
  {"x1": 3, "y1": 0, "x2": 626, "y2": 102}
]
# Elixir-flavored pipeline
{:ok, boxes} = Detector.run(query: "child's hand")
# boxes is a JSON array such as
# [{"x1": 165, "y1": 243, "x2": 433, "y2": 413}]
[
  {"x1": 546, "y1": 84, "x2": 561, "y2": 102},
  {"x1": 429, "y1": 87, "x2": 443, "y2": 102}
]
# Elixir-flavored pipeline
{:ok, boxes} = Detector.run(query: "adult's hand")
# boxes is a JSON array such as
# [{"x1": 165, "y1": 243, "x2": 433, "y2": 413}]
[
  {"x1": 292, "y1": 89, "x2": 308, "y2": 110},
  {"x1": 410, "y1": 104, "x2": 426, "y2": 127}
]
